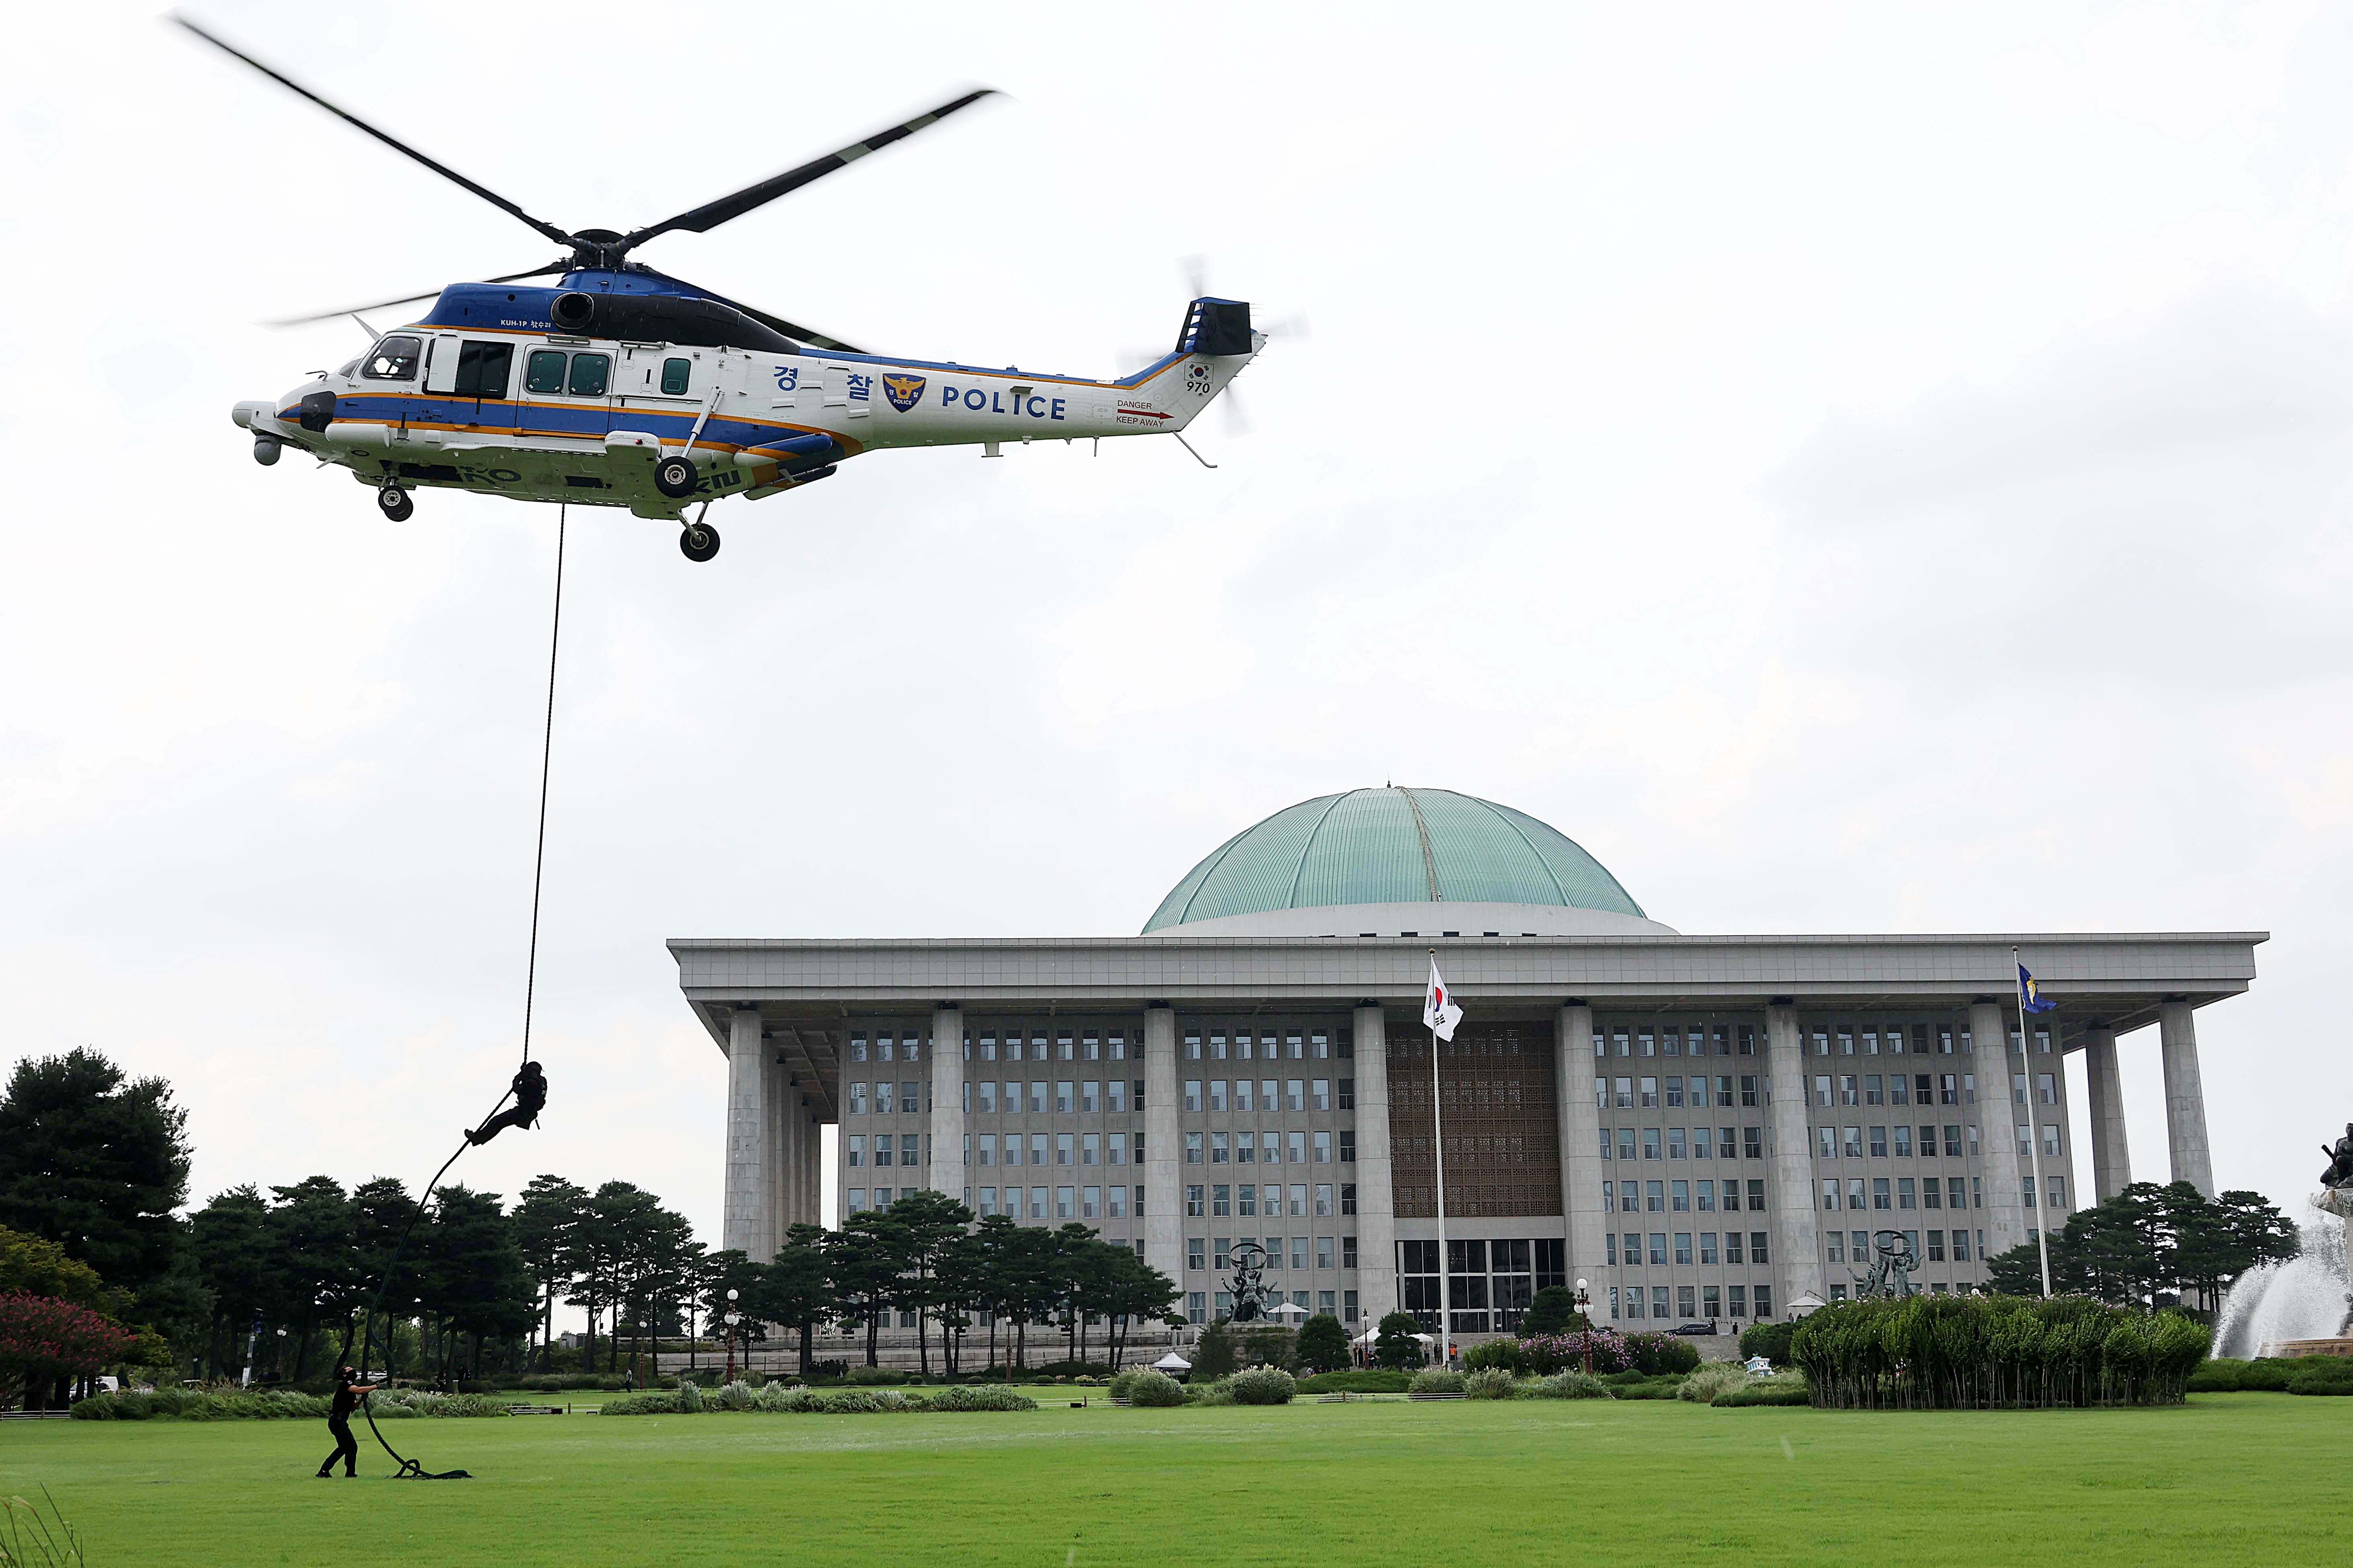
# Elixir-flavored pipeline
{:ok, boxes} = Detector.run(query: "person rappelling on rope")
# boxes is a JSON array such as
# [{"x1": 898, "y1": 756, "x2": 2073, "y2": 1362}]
[
  {"x1": 464, "y1": 1060, "x2": 548, "y2": 1146},
  {"x1": 317, "y1": 1365, "x2": 376, "y2": 1479}
]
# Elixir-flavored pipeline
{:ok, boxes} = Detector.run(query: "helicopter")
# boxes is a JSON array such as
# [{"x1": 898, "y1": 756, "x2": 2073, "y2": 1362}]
[{"x1": 180, "y1": 16, "x2": 1262, "y2": 562}]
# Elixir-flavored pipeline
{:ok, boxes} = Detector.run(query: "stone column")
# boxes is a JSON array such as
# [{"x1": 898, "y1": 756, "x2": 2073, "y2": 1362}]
[
  {"x1": 759, "y1": 1040, "x2": 788, "y2": 1263},
  {"x1": 1971, "y1": 1000, "x2": 2025, "y2": 1262},
  {"x1": 1142, "y1": 1004, "x2": 1183, "y2": 1289},
  {"x1": 802, "y1": 1102, "x2": 824, "y2": 1230},
  {"x1": 2081, "y1": 1025, "x2": 2131, "y2": 1202},
  {"x1": 929, "y1": 1005, "x2": 965, "y2": 1203},
  {"x1": 723, "y1": 1005, "x2": 772, "y2": 1258},
  {"x1": 1764, "y1": 1003, "x2": 1823, "y2": 1315},
  {"x1": 1554, "y1": 1002, "x2": 1608, "y2": 1299},
  {"x1": 2159, "y1": 1000, "x2": 2215, "y2": 1197},
  {"x1": 1352, "y1": 1003, "x2": 1399, "y2": 1325}
]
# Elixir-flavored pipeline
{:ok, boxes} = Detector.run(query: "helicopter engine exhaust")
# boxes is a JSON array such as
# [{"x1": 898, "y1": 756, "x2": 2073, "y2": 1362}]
[{"x1": 551, "y1": 292, "x2": 596, "y2": 333}]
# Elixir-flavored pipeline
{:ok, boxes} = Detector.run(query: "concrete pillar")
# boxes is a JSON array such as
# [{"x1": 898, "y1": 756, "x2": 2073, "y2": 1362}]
[
  {"x1": 723, "y1": 1005, "x2": 772, "y2": 1258},
  {"x1": 2081, "y1": 1025, "x2": 2132, "y2": 1202},
  {"x1": 759, "y1": 1040, "x2": 788, "y2": 1263},
  {"x1": 1352, "y1": 1003, "x2": 1399, "y2": 1325},
  {"x1": 2159, "y1": 1000, "x2": 2215, "y2": 1197},
  {"x1": 1764, "y1": 1003, "x2": 1822, "y2": 1315},
  {"x1": 1142, "y1": 1005, "x2": 1182, "y2": 1290},
  {"x1": 802, "y1": 1103, "x2": 824, "y2": 1230},
  {"x1": 929, "y1": 1005, "x2": 965, "y2": 1204},
  {"x1": 1971, "y1": 1000, "x2": 2026, "y2": 1263},
  {"x1": 1554, "y1": 1003, "x2": 1608, "y2": 1302}
]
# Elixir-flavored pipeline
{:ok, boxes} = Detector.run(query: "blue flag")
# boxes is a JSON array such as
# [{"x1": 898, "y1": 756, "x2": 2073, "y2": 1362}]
[{"x1": 2018, "y1": 963, "x2": 2057, "y2": 1014}]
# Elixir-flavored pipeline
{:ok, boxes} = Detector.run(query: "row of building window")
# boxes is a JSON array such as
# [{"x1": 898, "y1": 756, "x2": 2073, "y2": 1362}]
[
  {"x1": 1398, "y1": 1238, "x2": 1569, "y2": 1333},
  {"x1": 1186, "y1": 1236, "x2": 1357, "y2": 1273},
  {"x1": 1608, "y1": 1231, "x2": 1771, "y2": 1266},
  {"x1": 1604, "y1": 1178, "x2": 1767, "y2": 1213},
  {"x1": 1607, "y1": 1283, "x2": 1772, "y2": 1321},
  {"x1": 1814, "y1": 1173, "x2": 2064, "y2": 1212},
  {"x1": 964, "y1": 1185, "x2": 1143, "y2": 1220},
  {"x1": 1814, "y1": 1073, "x2": 1972, "y2": 1107},
  {"x1": 1601, "y1": 1075, "x2": 1762, "y2": 1109},
  {"x1": 970, "y1": 1080, "x2": 1145, "y2": 1115},
  {"x1": 1592, "y1": 1025, "x2": 1755, "y2": 1059},
  {"x1": 1182, "y1": 1079, "x2": 1347, "y2": 1112},
  {"x1": 1824, "y1": 1228, "x2": 1977, "y2": 1265},
  {"x1": 1184, "y1": 1183, "x2": 1353, "y2": 1217},
  {"x1": 1189, "y1": 1289, "x2": 1357, "y2": 1325},
  {"x1": 1184, "y1": 1029, "x2": 1345, "y2": 1061},
  {"x1": 1184, "y1": 1130, "x2": 1343, "y2": 1165},
  {"x1": 966, "y1": 1132, "x2": 1136, "y2": 1167},
  {"x1": 1817, "y1": 1125, "x2": 1975, "y2": 1159},
  {"x1": 1602, "y1": 1126, "x2": 1764, "y2": 1160}
]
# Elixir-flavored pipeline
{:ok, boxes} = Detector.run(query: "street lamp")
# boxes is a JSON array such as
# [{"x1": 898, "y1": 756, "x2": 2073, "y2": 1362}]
[
  {"x1": 724, "y1": 1289, "x2": 742, "y2": 1384},
  {"x1": 1572, "y1": 1279, "x2": 1594, "y2": 1376}
]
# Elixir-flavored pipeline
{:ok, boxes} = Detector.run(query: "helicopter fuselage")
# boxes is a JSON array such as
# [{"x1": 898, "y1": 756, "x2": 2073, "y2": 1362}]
[{"x1": 234, "y1": 279, "x2": 1260, "y2": 537}]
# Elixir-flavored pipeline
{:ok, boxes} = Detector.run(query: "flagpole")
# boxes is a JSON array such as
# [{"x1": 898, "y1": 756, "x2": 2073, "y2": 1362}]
[
  {"x1": 1429, "y1": 949, "x2": 1451, "y2": 1370},
  {"x1": 2012, "y1": 946, "x2": 2054, "y2": 1298}
]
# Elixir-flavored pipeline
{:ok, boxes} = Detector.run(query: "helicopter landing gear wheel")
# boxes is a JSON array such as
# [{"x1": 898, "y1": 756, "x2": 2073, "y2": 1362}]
[
  {"x1": 378, "y1": 483, "x2": 414, "y2": 522},
  {"x1": 654, "y1": 455, "x2": 698, "y2": 499},
  {"x1": 678, "y1": 519, "x2": 721, "y2": 563}
]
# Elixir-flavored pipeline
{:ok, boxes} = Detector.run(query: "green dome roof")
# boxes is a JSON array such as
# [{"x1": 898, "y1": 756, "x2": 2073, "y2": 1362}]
[{"x1": 1143, "y1": 787, "x2": 1645, "y2": 934}]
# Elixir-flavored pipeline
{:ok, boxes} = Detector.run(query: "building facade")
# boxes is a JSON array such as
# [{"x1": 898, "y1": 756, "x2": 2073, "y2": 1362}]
[{"x1": 672, "y1": 787, "x2": 2260, "y2": 1333}]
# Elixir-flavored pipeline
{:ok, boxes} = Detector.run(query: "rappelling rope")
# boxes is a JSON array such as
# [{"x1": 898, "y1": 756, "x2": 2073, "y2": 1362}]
[{"x1": 352, "y1": 505, "x2": 569, "y2": 1479}]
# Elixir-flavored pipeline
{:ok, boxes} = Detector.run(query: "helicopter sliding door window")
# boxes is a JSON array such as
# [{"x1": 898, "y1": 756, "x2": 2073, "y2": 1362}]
[
  {"x1": 454, "y1": 341, "x2": 512, "y2": 431},
  {"x1": 661, "y1": 358, "x2": 692, "y2": 396},
  {"x1": 567, "y1": 355, "x2": 611, "y2": 396},
  {"x1": 362, "y1": 336, "x2": 422, "y2": 380},
  {"x1": 525, "y1": 350, "x2": 567, "y2": 395}
]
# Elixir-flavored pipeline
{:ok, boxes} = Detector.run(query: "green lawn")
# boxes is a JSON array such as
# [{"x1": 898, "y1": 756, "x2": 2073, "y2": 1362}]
[{"x1": 0, "y1": 1394, "x2": 2335, "y2": 1566}]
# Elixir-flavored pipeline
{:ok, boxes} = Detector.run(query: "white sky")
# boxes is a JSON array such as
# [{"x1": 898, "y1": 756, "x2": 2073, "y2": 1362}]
[{"x1": 5, "y1": 3, "x2": 2351, "y2": 1290}]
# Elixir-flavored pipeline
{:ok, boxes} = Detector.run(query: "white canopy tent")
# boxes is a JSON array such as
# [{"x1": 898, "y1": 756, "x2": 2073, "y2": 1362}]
[{"x1": 1152, "y1": 1352, "x2": 1192, "y2": 1372}]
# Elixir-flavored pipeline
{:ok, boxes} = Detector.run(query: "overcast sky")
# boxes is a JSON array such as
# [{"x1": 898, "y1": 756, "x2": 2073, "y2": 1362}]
[{"x1": 5, "y1": 4, "x2": 2349, "y2": 1296}]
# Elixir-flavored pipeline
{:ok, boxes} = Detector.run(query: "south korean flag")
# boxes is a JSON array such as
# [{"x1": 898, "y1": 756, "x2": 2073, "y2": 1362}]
[{"x1": 1423, "y1": 955, "x2": 1464, "y2": 1042}]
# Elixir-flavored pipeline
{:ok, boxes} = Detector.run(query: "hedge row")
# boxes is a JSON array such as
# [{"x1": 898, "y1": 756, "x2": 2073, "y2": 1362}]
[
  {"x1": 1791, "y1": 1295, "x2": 2208, "y2": 1409},
  {"x1": 2190, "y1": 1356, "x2": 2353, "y2": 1396},
  {"x1": 601, "y1": 1380, "x2": 1038, "y2": 1415},
  {"x1": 71, "y1": 1387, "x2": 511, "y2": 1421}
]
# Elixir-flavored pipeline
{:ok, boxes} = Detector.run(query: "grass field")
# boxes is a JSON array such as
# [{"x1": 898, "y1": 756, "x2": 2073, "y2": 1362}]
[{"x1": 0, "y1": 1393, "x2": 2335, "y2": 1566}]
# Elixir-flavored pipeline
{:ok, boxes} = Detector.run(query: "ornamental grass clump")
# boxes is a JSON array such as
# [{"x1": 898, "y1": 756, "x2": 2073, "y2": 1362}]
[
  {"x1": 1677, "y1": 1362, "x2": 1752, "y2": 1403},
  {"x1": 1227, "y1": 1367, "x2": 1297, "y2": 1404},
  {"x1": 1524, "y1": 1370, "x2": 1613, "y2": 1399},
  {"x1": 1714, "y1": 1372, "x2": 1809, "y2": 1407},
  {"x1": 674, "y1": 1379, "x2": 704, "y2": 1413},
  {"x1": 928, "y1": 1382, "x2": 1036, "y2": 1411},
  {"x1": 1115, "y1": 1369, "x2": 1186, "y2": 1407},
  {"x1": 1408, "y1": 1369, "x2": 1464, "y2": 1394},
  {"x1": 1463, "y1": 1368, "x2": 1520, "y2": 1400},
  {"x1": 1791, "y1": 1295, "x2": 2207, "y2": 1410}
]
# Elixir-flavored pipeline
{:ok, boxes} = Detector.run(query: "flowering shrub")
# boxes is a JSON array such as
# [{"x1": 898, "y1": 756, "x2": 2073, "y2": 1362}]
[
  {"x1": 1, "y1": 1292, "x2": 134, "y2": 1408},
  {"x1": 1227, "y1": 1367, "x2": 1297, "y2": 1404},
  {"x1": 1463, "y1": 1368, "x2": 1519, "y2": 1400},
  {"x1": 1516, "y1": 1330, "x2": 1632, "y2": 1377}
]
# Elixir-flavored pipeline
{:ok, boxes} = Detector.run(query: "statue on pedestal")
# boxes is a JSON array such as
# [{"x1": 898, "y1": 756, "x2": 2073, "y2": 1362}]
[
  {"x1": 1226, "y1": 1241, "x2": 1272, "y2": 1323},
  {"x1": 1851, "y1": 1230, "x2": 1919, "y2": 1299},
  {"x1": 2321, "y1": 1124, "x2": 2353, "y2": 1193}
]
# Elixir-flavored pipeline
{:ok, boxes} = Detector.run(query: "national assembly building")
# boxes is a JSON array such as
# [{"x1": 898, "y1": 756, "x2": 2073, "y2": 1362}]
[{"x1": 671, "y1": 787, "x2": 2261, "y2": 1337}]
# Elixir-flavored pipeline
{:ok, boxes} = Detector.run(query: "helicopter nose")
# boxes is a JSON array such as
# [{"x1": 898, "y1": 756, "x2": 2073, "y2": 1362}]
[{"x1": 232, "y1": 400, "x2": 270, "y2": 431}]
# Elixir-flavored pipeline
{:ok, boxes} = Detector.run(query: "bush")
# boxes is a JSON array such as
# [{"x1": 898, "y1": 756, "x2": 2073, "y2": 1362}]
[
  {"x1": 1116, "y1": 1369, "x2": 1187, "y2": 1407},
  {"x1": 1517, "y1": 1330, "x2": 1632, "y2": 1376},
  {"x1": 1678, "y1": 1363, "x2": 1752, "y2": 1403},
  {"x1": 1187, "y1": 1380, "x2": 1235, "y2": 1406},
  {"x1": 1029, "y1": 1361, "x2": 1115, "y2": 1380},
  {"x1": 1609, "y1": 1376, "x2": 1687, "y2": 1400},
  {"x1": 929, "y1": 1383, "x2": 1037, "y2": 1412},
  {"x1": 1523, "y1": 1286, "x2": 1585, "y2": 1336},
  {"x1": 2235, "y1": 1358, "x2": 2294, "y2": 1392},
  {"x1": 1228, "y1": 1367, "x2": 1297, "y2": 1404},
  {"x1": 2286, "y1": 1357, "x2": 2353, "y2": 1396},
  {"x1": 674, "y1": 1379, "x2": 704, "y2": 1413},
  {"x1": 1464, "y1": 1368, "x2": 1519, "y2": 1400},
  {"x1": 2187, "y1": 1357, "x2": 2246, "y2": 1393},
  {"x1": 517, "y1": 1373, "x2": 625, "y2": 1392},
  {"x1": 1408, "y1": 1370, "x2": 1464, "y2": 1394},
  {"x1": 1791, "y1": 1295, "x2": 2209, "y2": 1409},
  {"x1": 1738, "y1": 1319, "x2": 1796, "y2": 1365},
  {"x1": 1297, "y1": 1313, "x2": 1351, "y2": 1374},
  {"x1": 1462, "y1": 1340, "x2": 1527, "y2": 1375},
  {"x1": 1525, "y1": 1371, "x2": 1614, "y2": 1400},
  {"x1": 1622, "y1": 1332, "x2": 1702, "y2": 1376},
  {"x1": 845, "y1": 1366, "x2": 907, "y2": 1386},
  {"x1": 599, "y1": 1393, "x2": 678, "y2": 1416},
  {"x1": 1715, "y1": 1373, "x2": 1811, "y2": 1407},
  {"x1": 1600, "y1": 1369, "x2": 1651, "y2": 1387},
  {"x1": 1374, "y1": 1312, "x2": 1423, "y2": 1370},
  {"x1": 1296, "y1": 1370, "x2": 1414, "y2": 1393}
]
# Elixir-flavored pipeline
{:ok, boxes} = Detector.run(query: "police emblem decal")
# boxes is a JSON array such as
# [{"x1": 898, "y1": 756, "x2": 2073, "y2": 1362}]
[
  {"x1": 1185, "y1": 362, "x2": 1212, "y2": 397},
  {"x1": 882, "y1": 373, "x2": 927, "y2": 412}
]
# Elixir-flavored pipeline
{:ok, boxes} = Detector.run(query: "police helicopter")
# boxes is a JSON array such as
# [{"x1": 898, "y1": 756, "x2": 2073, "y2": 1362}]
[{"x1": 181, "y1": 16, "x2": 1262, "y2": 562}]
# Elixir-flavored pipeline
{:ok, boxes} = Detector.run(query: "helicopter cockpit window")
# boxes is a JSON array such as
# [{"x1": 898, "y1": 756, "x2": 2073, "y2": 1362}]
[
  {"x1": 661, "y1": 358, "x2": 692, "y2": 396},
  {"x1": 567, "y1": 353, "x2": 611, "y2": 397},
  {"x1": 362, "y1": 335, "x2": 423, "y2": 380},
  {"x1": 525, "y1": 349, "x2": 568, "y2": 395}
]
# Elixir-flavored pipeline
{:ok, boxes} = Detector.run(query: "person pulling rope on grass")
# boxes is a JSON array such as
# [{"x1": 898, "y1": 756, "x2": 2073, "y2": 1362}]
[
  {"x1": 464, "y1": 1060, "x2": 547, "y2": 1147},
  {"x1": 317, "y1": 1366, "x2": 376, "y2": 1479}
]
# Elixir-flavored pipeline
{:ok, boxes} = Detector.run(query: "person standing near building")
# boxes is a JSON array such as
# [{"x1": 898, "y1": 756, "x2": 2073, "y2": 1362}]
[{"x1": 316, "y1": 1365, "x2": 375, "y2": 1479}]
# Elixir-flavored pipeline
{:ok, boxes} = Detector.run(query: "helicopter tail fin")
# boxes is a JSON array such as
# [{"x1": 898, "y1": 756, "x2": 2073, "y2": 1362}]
[{"x1": 1175, "y1": 297, "x2": 1255, "y2": 356}]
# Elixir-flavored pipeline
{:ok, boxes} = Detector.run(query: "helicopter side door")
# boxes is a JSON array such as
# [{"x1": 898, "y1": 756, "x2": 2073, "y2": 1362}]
[
  {"x1": 421, "y1": 335, "x2": 515, "y2": 432},
  {"x1": 521, "y1": 345, "x2": 613, "y2": 441}
]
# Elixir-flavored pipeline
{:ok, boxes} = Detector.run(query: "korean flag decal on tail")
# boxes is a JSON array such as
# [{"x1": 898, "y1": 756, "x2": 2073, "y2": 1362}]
[
  {"x1": 1185, "y1": 362, "x2": 1212, "y2": 397},
  {"x1": 882, "y1": 373, "x2": 926, "y2": 412}
]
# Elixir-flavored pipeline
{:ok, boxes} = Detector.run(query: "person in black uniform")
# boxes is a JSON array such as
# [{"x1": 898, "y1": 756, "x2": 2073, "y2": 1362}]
[
  {"x1": 464, "y1": 1061, "x2": 547, "y2": 1147},
  {"x1": 317, "y1": 1365, "x2": 375, "y2": 1478}
]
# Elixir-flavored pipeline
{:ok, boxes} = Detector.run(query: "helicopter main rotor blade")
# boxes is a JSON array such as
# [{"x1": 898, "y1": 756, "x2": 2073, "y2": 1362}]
[
  {"x1": 616, "y1": 88, "x2": 998, "y2": 252},
  {"x1": 264, "y1": 262, "x2": 571, "y2": 328},
  {"x1": 172, "y1": 13, "x2": 576, "y2": 252}
]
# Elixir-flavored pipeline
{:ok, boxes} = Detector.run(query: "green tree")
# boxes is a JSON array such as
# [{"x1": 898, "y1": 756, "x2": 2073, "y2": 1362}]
[
  {"x1": 1296, "y1": 1312, "x2": 1349, "y2": 1373},
  {"x1": 884, "y1": 1190, "x2": 972, "y2": 1376},
  {"x1": 511, "y1": 1175, "x2": 586, "y2": 1371},
  {"x1": 261, "y1": 1176, "x2": 357, "y2": 1383},
  {"x1": 824, "y1": 1220, "x2": 902, "y2": 1367},
  {"x1": 350, "y1": 1177, "x2": 424, "y2": 1374},
  {"x1": 756, "y1": 1224, "x2": 835, "y2": 1376},
  {"x1": 1193, "y1": 1317, "x2": 1238, "y2": 1378},
  {"x1": 1375, "y1": 1310, "x2": 1422, "y2": 1369},
  {"x1": 1524, "y1": 1285, "x2": 1585, "y2": 1335},
  {"x1": 190, "y1": 1186, "x2": 272, "y2": 1379},
  {"x1": 0, "y1": 1049, "x2": 191, "y2": 1299},
  {"x1": 421, "y1": 1185, "x2": 533, "y2": 1384},
  {"x1": 0, "y1": 1226, "x2": 108, "y2": 1308}
]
